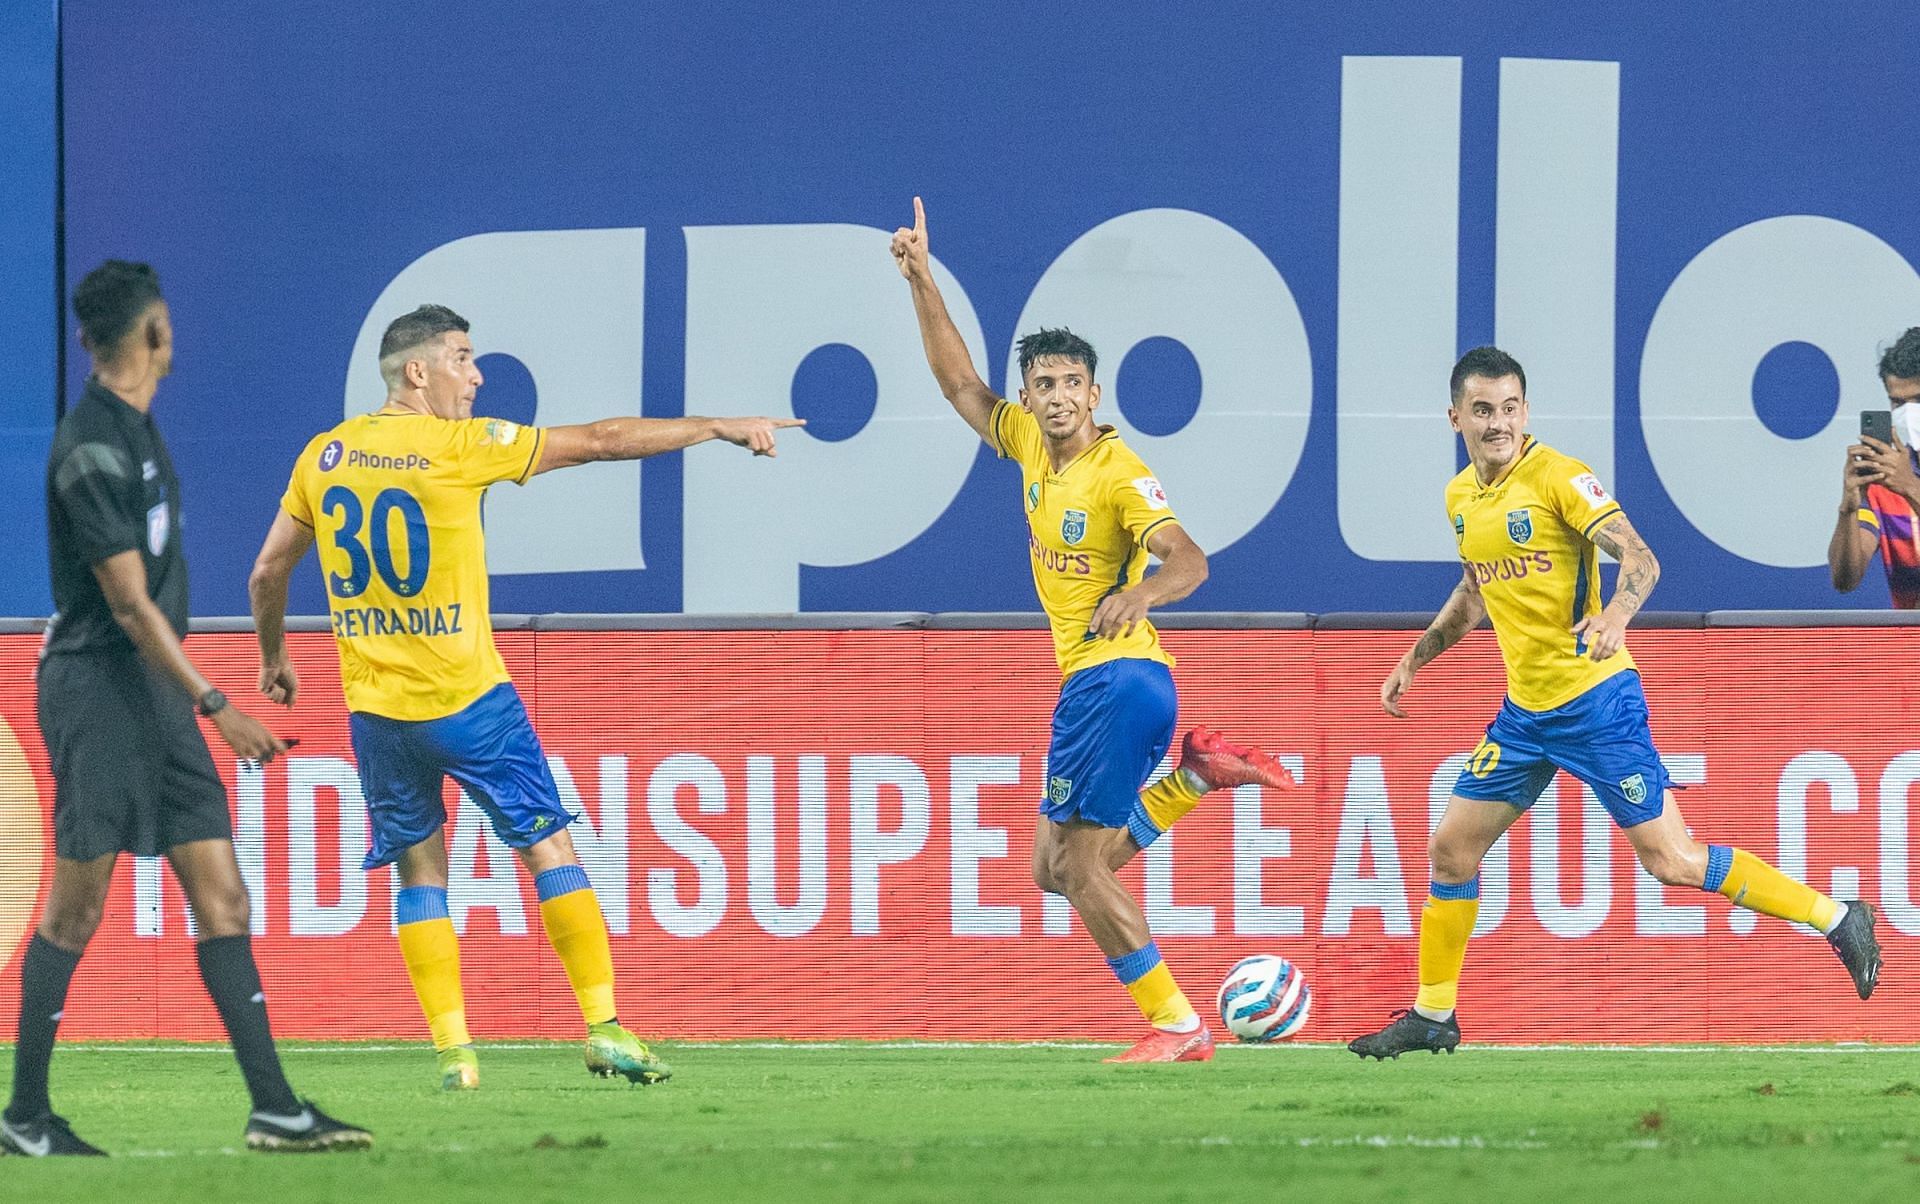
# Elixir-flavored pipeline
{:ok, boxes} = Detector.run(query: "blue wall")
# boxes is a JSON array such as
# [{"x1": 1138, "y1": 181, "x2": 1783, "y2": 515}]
[
  {"x1": 0, "y1": 0, "x2": 57, "y2": 615},
  {"x1": 29, "y1": 1, "x2": 1920, "y2": 616}
]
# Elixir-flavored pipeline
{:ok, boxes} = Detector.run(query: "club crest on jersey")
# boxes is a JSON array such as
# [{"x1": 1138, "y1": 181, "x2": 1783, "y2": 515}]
[
  {"x1": 1506, "y1": 508, "x2": 1533, "y2": 545},
  {"x1": 1620, "y1": 773, "x2": 1647, "y2": 805},
  {"x1": 319, "y1": 440, "x2": 344, "y2": 472},
  {"x1": 1061, "y1": 509, "x2": 1088, "y2": 545},
  {"x1": 1049, "y1": 776, "x2": 1073, "y2": 805},
  {"x1": 1026, "y1": 482, "x2": 1041, "y2": 513}
]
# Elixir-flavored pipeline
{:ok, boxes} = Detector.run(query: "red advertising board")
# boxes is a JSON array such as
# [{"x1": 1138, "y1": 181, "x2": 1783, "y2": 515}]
[{"x1": 0, "y1": 627, "x2": 1909, "y2": 1043}]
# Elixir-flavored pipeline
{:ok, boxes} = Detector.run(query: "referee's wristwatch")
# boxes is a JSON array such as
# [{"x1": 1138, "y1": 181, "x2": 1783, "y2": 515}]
[{"x1": 196, "y1": 687, "x2": 230, "y2": 717}]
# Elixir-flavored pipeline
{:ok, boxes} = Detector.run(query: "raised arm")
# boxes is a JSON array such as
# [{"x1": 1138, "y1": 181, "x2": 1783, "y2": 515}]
[
  {"x1": 1576, "y1": 512, "x2": 1661, "y2": 661},
  {"x1": 890, "y1": 196, "x2": 1000, "y2": 443},
  {"x1": 532, "y1": 415, "x2": 804, "y2": 476},
  {"x1": 93, "y1": 551, "x2": 287, "y2": 761},
  {"x1": 1833, "y1": 435, "x2": 1901, "y2": 592},
  {"x1": 249, "y1": 507, "x2": 317, "y2": 706},
  {"x1": 1381, "y1": 564, "x2": 1487, "y2": 718}
]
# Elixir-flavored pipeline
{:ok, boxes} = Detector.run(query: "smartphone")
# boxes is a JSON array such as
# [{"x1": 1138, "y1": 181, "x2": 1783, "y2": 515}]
[{"x1": 1862, "y1": 410, "x2": 1893, "y2": 444}]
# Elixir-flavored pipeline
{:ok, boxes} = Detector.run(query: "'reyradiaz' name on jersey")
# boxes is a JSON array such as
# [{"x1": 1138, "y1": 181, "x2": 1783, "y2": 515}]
[{"x1": 331, "y1": 603, "x2": 464, "y2": 639}]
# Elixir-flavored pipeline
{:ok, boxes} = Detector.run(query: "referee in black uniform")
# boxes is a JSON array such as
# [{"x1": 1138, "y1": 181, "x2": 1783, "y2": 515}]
[{"x1": 1, "y1": 261, "x2": 370, "y2": 1156}]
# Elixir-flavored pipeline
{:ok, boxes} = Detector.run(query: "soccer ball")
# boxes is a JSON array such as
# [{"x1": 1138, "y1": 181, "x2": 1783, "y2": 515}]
[{"x1": 1216, "y1": 954, "x2": 1312, "y2": 1042}]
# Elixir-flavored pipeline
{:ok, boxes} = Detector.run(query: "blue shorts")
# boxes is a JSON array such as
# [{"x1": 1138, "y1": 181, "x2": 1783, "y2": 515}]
[
  {"x1": 1453, "y1": 670, "x2": 1670, "y2": 828},
  {"x1": 1040, "y1": 658, "x2": 1177, "y2": 829},
  {"x1": 349, "y1": 682, "x2": 574, "y2": 869}
]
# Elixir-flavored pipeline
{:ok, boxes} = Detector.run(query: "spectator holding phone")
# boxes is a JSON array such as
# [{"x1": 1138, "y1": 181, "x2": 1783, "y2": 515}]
[{"x1": 1832, "y1": 328, "x2": 1920, "y2": 604}]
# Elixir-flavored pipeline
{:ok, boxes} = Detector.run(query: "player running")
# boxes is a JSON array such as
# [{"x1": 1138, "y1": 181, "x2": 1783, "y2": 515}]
[
  {"x1": 248, "y1": 304, "x2": 799, "y2": 1090},
  {"x1": 1349, "y1": 346, "x2": 1882, "y2": 1060},
  {"x1": 891, "y1": 198, "x2": 1295, "y2": 1063}
]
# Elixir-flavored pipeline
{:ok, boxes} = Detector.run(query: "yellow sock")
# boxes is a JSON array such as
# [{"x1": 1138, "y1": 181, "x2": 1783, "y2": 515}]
[
  {"x1": 1711, "y1": 846, "x2": 1839, "y2": 931},
  {"x1": 397, "y1": 916, "x2": 470, "y2": 1051},
  {"x1": 537, "y1": 866, "x2": 618, "y2": 1025},
  {"x1": 1413, "y1": 882, "x2": 1479, "y2": 1015},
  {"x1": 1110, "y1": 942, "x2": 1198, "y2": 1029},
  {"x1": 1134, "y1": 769, "x2": 1209, "y2": 841}
]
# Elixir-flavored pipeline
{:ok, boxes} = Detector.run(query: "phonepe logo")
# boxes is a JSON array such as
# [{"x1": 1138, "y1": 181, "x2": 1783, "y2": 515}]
[{"x1": 347, "y1": 56, "x2": 1920, "y2": 609}]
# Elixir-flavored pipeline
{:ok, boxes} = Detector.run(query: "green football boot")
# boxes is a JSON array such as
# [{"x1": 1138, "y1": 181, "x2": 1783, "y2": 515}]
[
  {"x1": 437, "y1": 1044, "x2": 480, "y2": 1091},
  {"x1": 585, "y1": 1022, "x2": 672, "y2": 1085}
]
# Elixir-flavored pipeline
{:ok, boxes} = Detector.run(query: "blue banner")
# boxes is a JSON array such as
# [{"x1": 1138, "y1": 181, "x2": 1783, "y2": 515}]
[
  {"x1": 0, "y1": 0, "x2": 58, "y2": 615},
  {"x1": 46, "y1": 1, "x2": 1920, "y2": 617}
]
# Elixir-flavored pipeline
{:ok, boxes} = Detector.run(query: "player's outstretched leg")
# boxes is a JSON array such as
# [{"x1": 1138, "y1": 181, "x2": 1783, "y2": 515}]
[
  {"x1": 1696, "y1": 846, "x2": 1882, "y2": 999},
  {"x1": 397, "y1": 884, "x2": 479, "y2": 1090},
  {"x1": 533, "y1": 863, "x2": 672, "y2": 1085},
  {"x1": 1177, "y1": 726, "x2": 1297, "y2": 793},
  {"x1": 1126, "y1": 727, "x2": 1297, "y2": 850}
]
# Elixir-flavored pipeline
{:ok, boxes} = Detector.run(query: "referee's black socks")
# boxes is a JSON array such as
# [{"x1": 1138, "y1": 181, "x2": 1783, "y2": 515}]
[
  {"x1": 6, "y1": 933, "x2": 83, "y2": 1122},
  {"x1": 195, "y1": 934, "x2": 301, "y2": 1115}
]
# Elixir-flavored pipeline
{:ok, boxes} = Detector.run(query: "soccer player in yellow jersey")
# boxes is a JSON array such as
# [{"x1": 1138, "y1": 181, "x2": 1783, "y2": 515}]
[
  {"x1": 246, "y1": 304, "x2": 799, "y2": 1089},
  {"x1": 1349, "y1": 346, "x2": 1883, "y2": 1059},
  {"x1": 891, "y1": 198, "x2": 1295, "y2": 1063}
]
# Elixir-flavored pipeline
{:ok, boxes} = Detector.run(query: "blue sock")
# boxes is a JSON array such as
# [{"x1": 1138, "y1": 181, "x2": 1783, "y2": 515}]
[
  {"x1": 1701, "y1": 845, "x2": 1733, "y2": 894},
  {"x1": 1105, "y1": 940, "x2": 1162, "y2": 985},
  {"x1": 397, "y1": 885, "x2": 450, "y2": 925},
  {"x1": 534, "y1": 864, "x2": 592, "y2": 902}
]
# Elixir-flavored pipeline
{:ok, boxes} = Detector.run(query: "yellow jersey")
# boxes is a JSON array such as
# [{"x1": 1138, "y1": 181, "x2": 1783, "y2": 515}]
[
  {"x1": 1445, "y1": 437, "x2": 1632, "y2": 711},
  {"x1": 281, "y1": 412, "x2": 547, "y2": 721},
  {"x1": 991, "y1": 400, "x2": 1179, "y2": 679}
]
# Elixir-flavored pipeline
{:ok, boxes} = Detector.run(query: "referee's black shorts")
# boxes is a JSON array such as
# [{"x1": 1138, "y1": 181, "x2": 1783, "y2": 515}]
[{"x1": 36, "y1": 651, "x2": 232, "y2": 861}]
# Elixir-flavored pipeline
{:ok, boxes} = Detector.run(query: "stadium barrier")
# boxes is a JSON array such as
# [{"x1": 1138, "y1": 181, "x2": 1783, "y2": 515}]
[{"x1": 0, "y1": 614, "x2": 1913, "y2": 1044}]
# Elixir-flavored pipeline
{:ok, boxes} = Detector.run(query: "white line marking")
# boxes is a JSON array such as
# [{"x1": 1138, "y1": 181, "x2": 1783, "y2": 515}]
[{"x1": 39, "y1": 1039, "x2": 1920, "y2": 1054}]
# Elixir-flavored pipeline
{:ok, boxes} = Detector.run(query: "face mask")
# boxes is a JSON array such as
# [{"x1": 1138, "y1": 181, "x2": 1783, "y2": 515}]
[{"x1": 1894, "y1": 406, "x2": 1920, "y2": 449}]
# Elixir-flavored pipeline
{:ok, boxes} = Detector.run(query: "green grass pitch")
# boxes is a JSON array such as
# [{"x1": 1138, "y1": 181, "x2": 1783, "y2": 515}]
[{"x1": 4, "y1": 1041, "x2": 1919, "y2": 1201}]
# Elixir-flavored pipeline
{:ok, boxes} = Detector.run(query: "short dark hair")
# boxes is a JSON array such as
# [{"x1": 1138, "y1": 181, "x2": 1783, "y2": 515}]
[
  {"x1": 379, "y1": 304, "x2": 469, "y2": 361},
  {"x1": 73, "y1": 259, "x2": 163, "y2": 358},
  {"x1": 1016, "y1": 327, "x2": 1097, "y2": 382},
  {"x1": 1450, "y1": 345, "x2": 1527, "y2": 404},
  {"x1": 378, "y1": 304, "x2": 470, "y2": 387},
  {"x1": 1878, "y1": 328, "x2": 1920, "y2": 382}
]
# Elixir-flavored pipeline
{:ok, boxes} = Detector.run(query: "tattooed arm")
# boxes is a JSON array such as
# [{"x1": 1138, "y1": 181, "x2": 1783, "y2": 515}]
[
  {"x1": 1381, "y1": 565, "x2": 1487, "y2": 718},
  {"x1": 1573, "y1": 512, "x2": 1661, "y2": 661}
]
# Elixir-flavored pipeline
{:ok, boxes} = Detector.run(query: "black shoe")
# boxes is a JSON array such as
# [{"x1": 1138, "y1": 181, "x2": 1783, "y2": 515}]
[
  {"x1": 244, "y1": 1099, "x2": 373, "y2": 1153},
  {"x1": 1348, "y1": 1008, "x2": 1461, "y2": 1059},
  {"x1": 1827, "y1": 900, "x2": 1881, "y2": 1000},
  {"x1": 0, "y1": 1111, "x2": 107, "y2": 1156}
]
